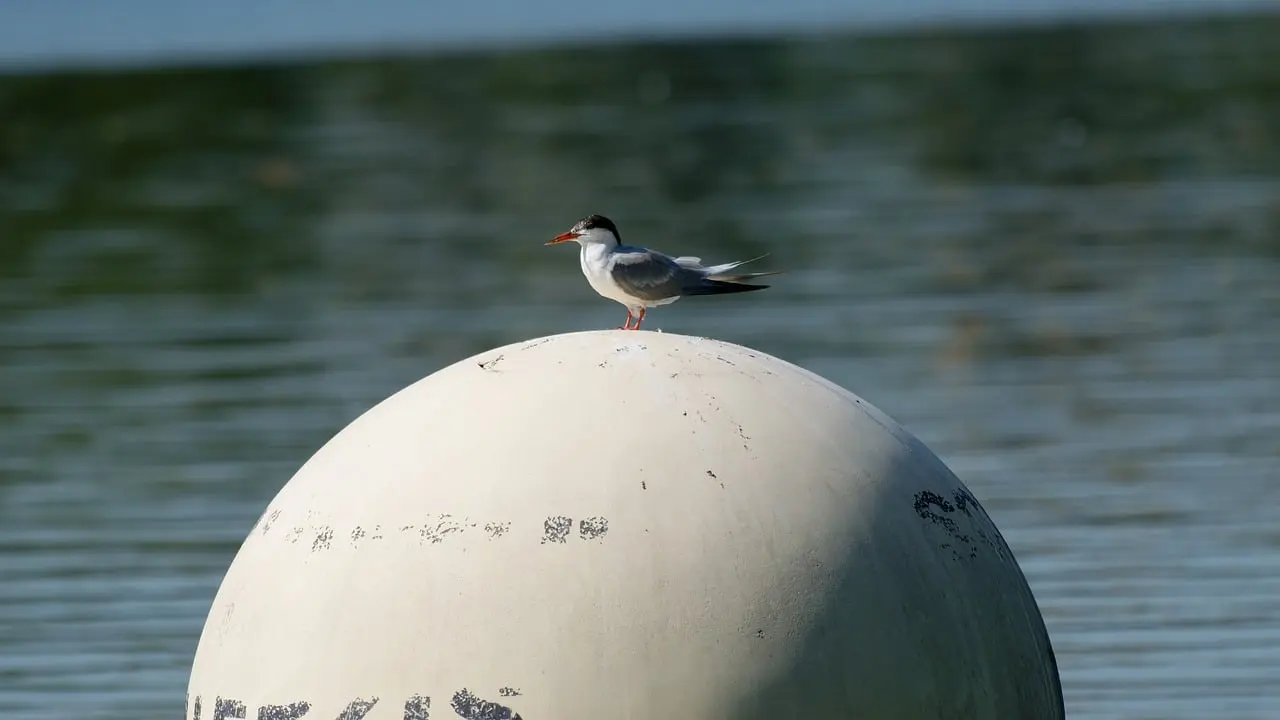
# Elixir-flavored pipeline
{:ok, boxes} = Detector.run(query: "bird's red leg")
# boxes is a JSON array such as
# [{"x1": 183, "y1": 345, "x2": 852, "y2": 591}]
[
  {"x1": 633, "y1": 308, "x2": 646, "y2": 330},
  {"x1": 621, "y1": 309, "x2": 633, "y2": 330}
]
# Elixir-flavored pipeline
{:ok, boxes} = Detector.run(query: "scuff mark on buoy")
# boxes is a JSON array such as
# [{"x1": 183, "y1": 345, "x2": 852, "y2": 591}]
[
  {"x1": 217, "y1": 602, "x2": 236, "y2": 639},
  {"x1": 420, "y1": 514, "x2": 466, "y2": 545},
  {"x1": 351, "y1": 526, "x2": 367, "y2": 546},
  {"x1": 311, "y1": 526, "x2": 334, "y2": 552},
  {"x1": 485, "y1": 522, "x2": 510, "y2": 539},
  {"x1": 478, "y1": 354, "x2": 505, "y2": 371},
  {"x1": 521, "y1": 338, "x2": 552, "y2": 351},
  {"x1": 914, "y1": 488, "x2": 1014, "y2": 563}
]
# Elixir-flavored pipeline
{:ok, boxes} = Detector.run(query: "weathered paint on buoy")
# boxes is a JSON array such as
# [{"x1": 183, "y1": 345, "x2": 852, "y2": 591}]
[{"x1": 187, "y1": 330, "x2": 1063, "y2": 719}]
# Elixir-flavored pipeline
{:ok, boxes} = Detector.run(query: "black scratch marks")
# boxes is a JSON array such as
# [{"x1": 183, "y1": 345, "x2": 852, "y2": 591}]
[
  {"x1": 273, "y1": 517, "x2": 626, "y2": 547},
  {"x1": 542, "y1": 515, "x2": 572, "y2": 544},
  {"x1": 521, "y1": 338, "x2": 552, "y2": 351},
  {"x1": 641, "y1": 480, "x2": 647, "y2": 490},
  {"x1": 498, "y1": 688, "x2": 521, "y2": 697},
  {"x1": 478, "y1": 354, "x2": 505, "y2": 371},
  {"x1": 451, "y1": 689, "x2": 522, "y2": 720},
  {"x1": 420, "y1": 514, "x2": 468, "y2": 545},
  {"x1": 579, "y1": 517, "x2": 609, "y2": 541},
  {"x1": 311, "y1": 526, "x2": 334, "y2": 552},
  {"x1": 716, "y1": 355, "x2": 736, "y2": 367},
  {"x1": 707, "y1": 469, "x2": 724, "y2": 488},
  {"x1": 755, "y1": 629, "x2": 765, "y2": 639},
  {"x1": 913, "y1": 488, "x2": 1012, "y2": 562},
  {"x1": 259, "y1": 509, "x2": 281, "y2": 535}
]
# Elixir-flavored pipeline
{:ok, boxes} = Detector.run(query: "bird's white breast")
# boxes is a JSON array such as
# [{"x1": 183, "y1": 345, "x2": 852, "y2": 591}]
[{"x1": 580, "y1": 244, "x2": 637, "y2": 307}]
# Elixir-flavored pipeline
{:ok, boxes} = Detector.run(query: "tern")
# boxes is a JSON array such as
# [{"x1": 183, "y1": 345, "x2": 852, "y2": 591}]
[{"x1": 545, "y1": 214, "x2": 779, "y2": 330}]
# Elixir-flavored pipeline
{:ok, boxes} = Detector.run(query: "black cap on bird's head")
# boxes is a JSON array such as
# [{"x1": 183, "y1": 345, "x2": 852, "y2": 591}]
[{"x1": 545, "y1": 214, "x2": 621, "y2": 245}]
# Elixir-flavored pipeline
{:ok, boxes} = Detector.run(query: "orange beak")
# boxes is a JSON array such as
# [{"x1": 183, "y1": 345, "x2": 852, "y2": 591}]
[{"x1": 545, "y1": 231, "x2": 579, "y2": 245}]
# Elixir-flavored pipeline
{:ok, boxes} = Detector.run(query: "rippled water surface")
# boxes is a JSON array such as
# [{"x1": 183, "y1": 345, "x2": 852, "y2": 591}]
[{"x1": 1, "y1": 14, "x2": 1279, "y2": 720}]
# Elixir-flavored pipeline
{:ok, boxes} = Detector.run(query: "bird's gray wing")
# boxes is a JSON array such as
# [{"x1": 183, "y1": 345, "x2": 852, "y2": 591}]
[{"x1": 609, "y1": 249, "x2": 698, "y2": 302}]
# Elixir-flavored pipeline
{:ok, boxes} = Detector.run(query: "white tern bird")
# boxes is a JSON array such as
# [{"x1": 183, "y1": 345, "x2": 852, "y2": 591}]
[{"x1": 545, "y1": 214, "x2": 779, "y2": 330}]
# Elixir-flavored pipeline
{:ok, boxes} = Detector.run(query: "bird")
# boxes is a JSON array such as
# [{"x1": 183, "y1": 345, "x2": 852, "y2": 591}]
[{"x1": 545, "y1": 214, "x2": 779, "y2": 330}]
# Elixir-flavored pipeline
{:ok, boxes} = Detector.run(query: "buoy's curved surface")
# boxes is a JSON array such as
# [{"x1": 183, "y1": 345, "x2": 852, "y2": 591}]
[{"x1": 187, "y1": 330, "x2": 1063, "y2": 719}]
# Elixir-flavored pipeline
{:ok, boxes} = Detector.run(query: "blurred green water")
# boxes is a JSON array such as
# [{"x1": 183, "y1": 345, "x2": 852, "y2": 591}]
[{"x1": 1, "y1": 14, "x2": 1278, "y2": 720}]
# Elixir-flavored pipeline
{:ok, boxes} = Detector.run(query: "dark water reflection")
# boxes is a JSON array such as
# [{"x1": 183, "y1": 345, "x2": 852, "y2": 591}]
[{"x1": 1, "y1": 15, "x2": 1278, "y2": 720}]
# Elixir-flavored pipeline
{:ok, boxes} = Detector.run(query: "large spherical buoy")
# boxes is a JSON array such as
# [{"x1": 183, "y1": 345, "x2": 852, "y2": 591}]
[{"x1": 187, "y1": 330, "x2": 1063, "y2": 720}]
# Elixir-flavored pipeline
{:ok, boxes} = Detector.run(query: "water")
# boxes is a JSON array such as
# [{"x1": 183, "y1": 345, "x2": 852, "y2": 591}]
[
  {"x1": 2, "y1": 0, "x2": 1275, "y2": 70},
  {"x1": 2, "y1": 13, "x2": 1279, "y2": 720}
]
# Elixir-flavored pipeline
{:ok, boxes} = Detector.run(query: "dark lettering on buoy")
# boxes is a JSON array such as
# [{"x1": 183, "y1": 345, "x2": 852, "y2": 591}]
[
  {"x1": 578, "y1": 517, "x2": 609, "y2": 540},
  {"x1": 189, "y1": 690, "x2": 522, "y2": 720},
  {"x1": 403, "y1": 694, "x2": 431, "y2": 720},
  {"x1": 451, "y1": 689, "x2": 522, "y2": 719},
  {"x1": 336, "y1": 697, "x2": 378, "y2": 720},
  {"x1": 541, "y1": 515, "x2": 572, "y2": 544},
  {"x1": 258, "y1": 701, "x2": 310, "y2": 719},
  {"x1": 214, "y1": 697, "x2": 246, "y2": 720}
]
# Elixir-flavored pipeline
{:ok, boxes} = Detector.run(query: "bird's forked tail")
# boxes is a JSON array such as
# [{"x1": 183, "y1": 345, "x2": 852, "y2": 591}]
[{"x1": 703, "y1": 254, "x2": 782, "y2": 284}]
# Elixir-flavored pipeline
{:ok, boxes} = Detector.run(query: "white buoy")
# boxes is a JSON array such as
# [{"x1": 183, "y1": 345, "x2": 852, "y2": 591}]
[{"x1": 187, "y1": 330, "x2": 1063, "y2": 720}]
